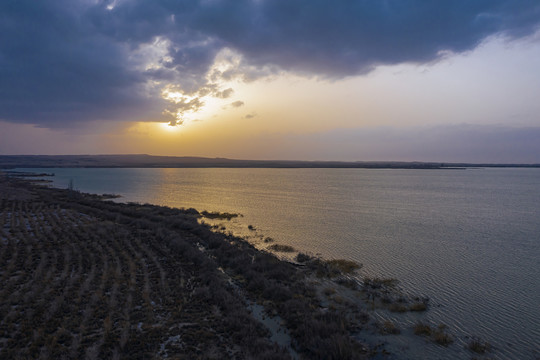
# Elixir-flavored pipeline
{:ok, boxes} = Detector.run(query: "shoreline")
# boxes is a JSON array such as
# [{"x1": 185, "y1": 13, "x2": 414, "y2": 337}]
[
  {"x1": 0, "y1": 173, "x2": 496, "y2": 359},
  {"x1": 2, "y1": 154, "x2": 540, "y2": 169}
]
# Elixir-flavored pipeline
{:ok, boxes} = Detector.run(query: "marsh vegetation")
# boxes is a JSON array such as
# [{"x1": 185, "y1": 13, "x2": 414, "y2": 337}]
[
  {"x1": 467, "y1": 337, "x2": 490, "y2": 354},
  {"x1": 267, "y1": 244, "x2": 296, "y2": 252},
  {"x1": 0, "y1": 176, "x2": 371, "y2": 359},
  {"x1": 200, "y1": 210, "x2": 240, "y2": 220},
  {"x1": 413, "y1": 322, "x2": 454, "y2": 347},
  {"x1": 0, "y1": 174, "x2": 499, "y2": 359}
]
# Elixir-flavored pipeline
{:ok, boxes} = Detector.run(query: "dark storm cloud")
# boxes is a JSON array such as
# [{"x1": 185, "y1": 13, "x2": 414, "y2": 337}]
[
  {"x1": 187, "y1": 0, "x2": 540, "y2": 75},
  {"x1": 0, "y1": 0, "x2": 167, "y2": 127},
  {"x1": 1, "y1": 0, "x2": 539, "y2": 127}
]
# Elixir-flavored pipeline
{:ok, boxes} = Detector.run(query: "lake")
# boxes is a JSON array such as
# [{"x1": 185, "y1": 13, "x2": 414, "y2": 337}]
[{"x1": 19, "y1": 167, "x2": 540, "y2": 359}]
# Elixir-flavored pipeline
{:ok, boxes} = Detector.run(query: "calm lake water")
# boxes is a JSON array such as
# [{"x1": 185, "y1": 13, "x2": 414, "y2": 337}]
[{"x1": 19, "y1": 167, "x2": 540, "y2": 359}]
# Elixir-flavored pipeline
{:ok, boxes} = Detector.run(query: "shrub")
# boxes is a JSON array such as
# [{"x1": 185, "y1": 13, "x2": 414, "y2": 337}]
[
  {"x1": 413, "y1": 322, "x2": 432, "y2": 336},
  {"x1": 379, "y1": 320, "x2": 400, "y2": 335},
  {"x1": 433, "y1": 331, "x2": 453, "y2": 346},
  {"x1": 433, "y1": 325, "x2": 453, "y2": 346},
  {"x1": 200, "y1": 210, "x2": 240, "y2": 220},
  {"x1": 268, "y1": 244, "x2": 295, "y2": 252},
  {"x1": 467, "y1": 337, "x2": 490, "y2": 354},
  {"x1": 326, "y1": 259, "x2": 362, "y2": 274},
  {"x1": 323, "y1": 287, "x2": 337, "y2": 296},
  {"x1": 295, "y1": 252, "x2": 313, "y2": 263},
  {"x1": 409, "y1": 302, "x2": 427, "y2": 312}
]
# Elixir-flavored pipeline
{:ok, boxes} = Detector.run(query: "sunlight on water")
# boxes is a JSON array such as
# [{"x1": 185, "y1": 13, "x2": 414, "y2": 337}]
[{"x1": 23, "y1": 167, "x2": 540, "y2": 359}]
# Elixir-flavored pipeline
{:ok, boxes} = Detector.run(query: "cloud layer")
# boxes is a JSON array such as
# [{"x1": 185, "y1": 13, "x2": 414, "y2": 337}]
[{"x1": 1, "y1": 0, "x2": 539, "y2": 127}]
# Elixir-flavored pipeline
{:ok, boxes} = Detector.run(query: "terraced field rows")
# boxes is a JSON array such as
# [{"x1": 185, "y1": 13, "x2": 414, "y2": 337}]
[
  {"x1": 1, "y1": 177, "x2": 389, "y2": 359},
  {"x1": 0, "y1": 197, "x2": 287, "y2": 359}
]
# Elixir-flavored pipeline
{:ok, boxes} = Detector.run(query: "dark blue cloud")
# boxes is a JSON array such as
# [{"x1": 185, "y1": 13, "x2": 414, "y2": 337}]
[
  {"x1": 0, "y1": 0, "x2": 167, "y2": 126},
  {"x1": 1, "y1": 0, "x2": 539, "y2": 127},
  {"x1": 187, "y1": 0, "x2": 540, "y2": 75}
]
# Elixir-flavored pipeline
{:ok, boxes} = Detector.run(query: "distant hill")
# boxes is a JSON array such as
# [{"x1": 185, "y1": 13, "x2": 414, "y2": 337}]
[{"x1": 0, "y1": 154, "x2": 538, "y2": 169}]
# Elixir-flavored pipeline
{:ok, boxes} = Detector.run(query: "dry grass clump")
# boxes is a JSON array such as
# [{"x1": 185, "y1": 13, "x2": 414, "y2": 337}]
[
  {"x1": 323, "y1": 287, "x2": 337, "y2": 296},
  {"x1": 408, "y1": 302, "x2": 428, "y2": 312},
  {"x1": 413, "y1": 322, "x2": 432, "y2": 336},
  {"x1": 326, "y1": 259, "x2": 362, "y2": 274},
  {"x1": 297, "y1": 257, "x2": 362, "y2": 278},
  {"x1": 433, "y1": 331, "x2": 453, "y2": 346},
  {"x1": 99, "y1": 193, "x2": 121, "y2": 199},
  {"x1": 467, "y1": 337, "x2": 490, "y2": 354},
  {"x1": 200, "y1": 210, "x2": 240, "y2": 220},
  {"x1": 295, "y1": 252, "x2": 313, "y2": 262},
  {"x1": 433, "y1": 324, "x2": 454, "y2": 346},
  {"x1": 268, "y1": 244, "x2": 296, "y2": 252},
  {"x1": 413, "y1": 322, "x2": 453, "y2": 346},
  {"x1": 379, "y1": 320, "x2": 401, "y2": 335}
]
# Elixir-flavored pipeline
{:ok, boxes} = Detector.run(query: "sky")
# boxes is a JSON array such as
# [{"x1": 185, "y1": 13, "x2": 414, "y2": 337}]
[{"x1": 1, "y1": 0, "x2": 540, "y2": 163}]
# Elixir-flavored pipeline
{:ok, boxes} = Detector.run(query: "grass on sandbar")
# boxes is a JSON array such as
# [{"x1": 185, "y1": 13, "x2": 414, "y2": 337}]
[
  {"x1": 200, "y1": 210, "x2": 240, "y2": 220},
  {"x1": 467, "y1": 337, "x2": 490, "y2": 354},
  {"x1": 413, "y1": 322, "x2": 432, "y2": 336},
  {"x1": 325, "y1": 259, "x2": 362, "y2": 274},
  {"x1": 268, "y1": 244, "x2": 296, "y2": 252},
  {"x1": 413, "y1": 322, "x2": 454, "y2": 347},
  {"x1": 408, "y1": 302, "x2": 428, "y2": 312},
  {"x1": 379, "y1": 320, "x2": 401, "y2": 335}
]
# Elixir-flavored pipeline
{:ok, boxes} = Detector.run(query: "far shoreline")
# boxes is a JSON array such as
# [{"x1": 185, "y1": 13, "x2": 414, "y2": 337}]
[{"x1": 1, "y1": 154, "x2": 539, "y2": 170}]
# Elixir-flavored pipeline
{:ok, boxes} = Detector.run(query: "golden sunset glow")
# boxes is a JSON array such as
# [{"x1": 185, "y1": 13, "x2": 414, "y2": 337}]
[
  {"x1": 160, "y1": 122, "x2": 180, "y2": 132},
  {"x1": 162, "y1": 90, "x2": 196, "y2": 104}
]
